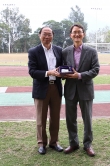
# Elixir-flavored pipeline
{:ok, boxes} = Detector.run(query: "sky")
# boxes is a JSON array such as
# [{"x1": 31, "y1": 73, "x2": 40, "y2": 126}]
[{"x1": 0, "y1": 0, "x2": 110, "y2": 33}]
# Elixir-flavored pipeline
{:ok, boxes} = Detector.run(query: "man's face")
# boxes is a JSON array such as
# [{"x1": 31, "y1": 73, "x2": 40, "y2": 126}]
[
  {"x1": 39, "y1": 27, "x2": 53, "y2": 46},
  {"x1": 70, "y1": 26, "x2": 85, "y2": 44}
]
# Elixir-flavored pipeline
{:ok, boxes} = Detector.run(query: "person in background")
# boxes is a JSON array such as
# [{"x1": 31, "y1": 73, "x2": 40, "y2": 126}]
[
  {"x1": 28, "y1": 27, "x2": 63, "y2": 155},
  {"x1": 62, "y1": 24, "x2": 100, "y2": 157}
]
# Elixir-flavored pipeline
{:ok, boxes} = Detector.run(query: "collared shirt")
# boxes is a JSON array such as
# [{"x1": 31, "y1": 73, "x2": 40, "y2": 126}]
[
  {"x1": 74, "y1": 45, "x2": 82, "y2": 79},
  {"x1": 74, "y1": 45, "x2": 82, "y2": 71},
  {"x1": 42, "y1": 44, "x2": 56, "y2": 80}
]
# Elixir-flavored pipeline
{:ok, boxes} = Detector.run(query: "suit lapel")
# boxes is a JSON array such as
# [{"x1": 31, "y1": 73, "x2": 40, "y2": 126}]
[
  {"x1": 78, "y1": 44, "x2": 88, "y2": 70},
  {"x1": 38, "y1": 44, "x2": 48, "y2": 70},
  {"x1": 52, "y1": 46, "x2": 58, "y2": 67},
  {"x1": 67, "y1": 46, "x2": 75, "y2": 67},
  {"x1": 52, "y1": 46, "x2": 61, "y2": 67}
]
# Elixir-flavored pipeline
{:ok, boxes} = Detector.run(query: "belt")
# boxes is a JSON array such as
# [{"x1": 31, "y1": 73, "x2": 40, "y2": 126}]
[{"x1": 49, "y1": 80, "x2": 56, "y2": 84}]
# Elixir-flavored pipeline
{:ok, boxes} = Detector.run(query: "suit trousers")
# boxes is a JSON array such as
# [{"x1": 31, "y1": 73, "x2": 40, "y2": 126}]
[
  {"x1": 65, "y1": 88, "x2": 93, "y2": 148},
  {"x1": 34, "y1": 83, "x2": 61, "y2": 147}
]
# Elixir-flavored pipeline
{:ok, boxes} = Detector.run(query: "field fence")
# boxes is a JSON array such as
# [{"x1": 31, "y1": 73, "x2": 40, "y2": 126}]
[{"x1": 84, "y1": 43, "x2": 110, "y2": 53}]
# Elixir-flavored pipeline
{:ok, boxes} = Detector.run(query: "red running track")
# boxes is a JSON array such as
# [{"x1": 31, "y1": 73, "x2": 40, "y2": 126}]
[
  {"x1": 0, "y1": 65, "x2": 110, "y2": 77},
  {"x1": 0, "y1": 104, "x2": 110, "y2": 121}
]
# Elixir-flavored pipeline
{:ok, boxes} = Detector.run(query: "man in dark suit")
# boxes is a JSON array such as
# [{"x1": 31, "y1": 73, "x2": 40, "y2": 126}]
[
  {"x1": 62, "y1": 24, "x2": 100, "y2": 157},
  {"x1": 28, "y1": 27, "x2": 63, "y2": 154}
]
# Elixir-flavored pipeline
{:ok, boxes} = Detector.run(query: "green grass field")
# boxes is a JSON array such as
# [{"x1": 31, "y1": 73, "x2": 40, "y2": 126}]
[
  {"x1": 0, "y1": 75, "x2": 110, "y2": 86},
  {"x1": 0, "y1": 119, "x2": 110, "y2": 166}
]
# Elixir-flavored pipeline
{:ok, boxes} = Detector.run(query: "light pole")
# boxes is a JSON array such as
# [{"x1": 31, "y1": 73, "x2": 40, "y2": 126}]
[
  {"x1": 63, "y1": 28, "x2": 67, "y2": 48},
  {"x1": 91, "y1": 8, "x2": 102, "y2": 51},
  {"x1": 3, "y1": 4, "x2": 15, "y2": 53}
]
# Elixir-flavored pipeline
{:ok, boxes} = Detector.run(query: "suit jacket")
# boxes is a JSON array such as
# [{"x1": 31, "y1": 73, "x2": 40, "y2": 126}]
[
  {"x1": 28, "y1": 44, "x2": 63, "y2": 99},
  {"x1": 62, "y1": 44, "x2": 100, "y2": 100}
]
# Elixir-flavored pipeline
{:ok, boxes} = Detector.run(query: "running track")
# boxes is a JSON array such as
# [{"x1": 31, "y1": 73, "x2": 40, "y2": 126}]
[{"x1": 0, "y1": 65, "x2": 110, "y2": 121}]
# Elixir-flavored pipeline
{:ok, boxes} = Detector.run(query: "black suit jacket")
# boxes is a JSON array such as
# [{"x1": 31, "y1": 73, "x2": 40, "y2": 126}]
[{"x1": 28, "y1": 44, "x2": 63, "y2": 99}]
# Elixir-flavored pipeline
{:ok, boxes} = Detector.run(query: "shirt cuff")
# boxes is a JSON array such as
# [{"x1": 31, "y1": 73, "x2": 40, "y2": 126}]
[
  {"x1": 78, "y1": 73, "x2": 82, "y2": 79},
  {"x1": 45, "y1": 71, "x2": 48, "y2": 77}
]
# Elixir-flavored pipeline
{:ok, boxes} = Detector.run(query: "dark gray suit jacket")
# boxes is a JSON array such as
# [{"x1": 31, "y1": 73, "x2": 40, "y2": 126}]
[
  {"x1": 62, "y1": 44, "x2": 100, "y2": 100},
  {"x1": 28, "y1": 44, "x2": 63, "y2": 99}
]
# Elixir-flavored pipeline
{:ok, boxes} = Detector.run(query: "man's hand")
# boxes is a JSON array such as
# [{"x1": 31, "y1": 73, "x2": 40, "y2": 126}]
[
  {"x1": 47, "y1": 68, "x2": 61, "y2": 77},
  {"x1": 63, "y1": 68, "x2": 79, "y2": 79}
]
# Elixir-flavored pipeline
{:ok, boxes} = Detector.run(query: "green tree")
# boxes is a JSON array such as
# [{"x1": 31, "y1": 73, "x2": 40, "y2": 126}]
[
  {"x1": 42, "y1": 20, "x2": 65, "y2": 47},
  {"x1": 69, "y1": 5, "x2": 88, "y2": 42},
  {"x1": 0, "y1": 22, "x2": 9, "y2": 52},
  {"x1": 101, "y1": 27, "x2": 110, "y2": 43},
  {"x1": 60, "y1": 19, "x2": 73, "y2": 47},
  {"x1": 87, "y1": 26, "x2": 110, "y2": 43},
  {"x1": 16, "y1": 18, "x2": 32, "y2": 52},
  {"x1": 0, "y1": 7, "x2": 32, "y2": 53},
  {"x1": 105, "y1": 31, "x2": 110, "y2": 42},
  {"x1": 28, "y1": 29, "x2": 41, "y2": 48}
]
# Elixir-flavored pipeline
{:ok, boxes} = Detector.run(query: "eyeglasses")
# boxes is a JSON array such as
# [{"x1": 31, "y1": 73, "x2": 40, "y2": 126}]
[
  {"x1": 71, "y1": 31, "x2": 83, "y2": 35},
  {"x1": 42, "y1": 33, "x2": 53, "y2": 37}
]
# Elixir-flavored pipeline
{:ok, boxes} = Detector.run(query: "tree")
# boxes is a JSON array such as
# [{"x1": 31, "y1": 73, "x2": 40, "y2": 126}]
[
  {"x1": 42, "y1": 20, "x2": 65, "y2": 47},
  {"x1": 0, "y1": 7, "x2": 32, "y2": 53},
  {"x1": 0, "y1": 5, "x2": 91, "y2": 52},
  {"x1": 16, "y1": 18, "x2": 32, "y2": 52},
  {"x1": 60, "y1": 19, "x2": 73, "y2": 47},
  {"x1": 87, "y1": 26, "x2": 110, "y2": 43},
  {"x1": 101, "y1": 27, "x2": 110, "y2": 43},
  {"x1": 105, "y1": 31, "x2": 110, "y2": 43},
  {"x1": 28, "y1": 28, "x2": 41, "y2": 48},
  {"x1": 0, "y1": 22, "x2": 9, "y2": 52},
  {"x1": 69, "y1": 5, "x2": 88, "y2": 42},
  {"x1": 87, "y1": 31, "x2": 96, "y2": 43}
]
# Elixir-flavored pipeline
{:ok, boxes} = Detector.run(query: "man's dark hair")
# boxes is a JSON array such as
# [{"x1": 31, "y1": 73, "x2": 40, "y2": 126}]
[
  {"x1": 70, "y1": 24, "x2": 84, "y2": 33},
  {"x1": 39, "y1": 26, "x2": 54, "y2": 35}
]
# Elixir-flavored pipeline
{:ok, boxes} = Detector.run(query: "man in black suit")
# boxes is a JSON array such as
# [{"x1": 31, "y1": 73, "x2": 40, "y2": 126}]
[
  {"x1": 62, "y1": 24, "x2": 100, "y2": 157},
  {"x1": 28, "y1": 27, "x2": 63, "y2": 154}
]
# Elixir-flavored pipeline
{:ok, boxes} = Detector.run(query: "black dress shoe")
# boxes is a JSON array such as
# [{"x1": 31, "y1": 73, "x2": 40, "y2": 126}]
[
  {"x1": 38, "y1": 146, "x2": 46, "y2": 155},
  {"x1": 64, "y1": 145, "x2": 79, "y2": 154},
  {"x1": 49, "y1": 144, "x2": 63, "y2": 152}
]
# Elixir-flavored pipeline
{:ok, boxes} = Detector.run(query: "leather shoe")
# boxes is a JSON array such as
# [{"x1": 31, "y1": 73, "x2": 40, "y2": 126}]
[
  {"x1": 38, "y1": 146, "x2": 46, "y2": 155},
  {"x1": 84, "y1": 147, "x2": 95, "y2": 157},
  {"x1": 49, "y1": 144, "x2": 63, "y2": 152},
  {"x1": 64, "y1": 145, "x2": 79, "y2": 154}
]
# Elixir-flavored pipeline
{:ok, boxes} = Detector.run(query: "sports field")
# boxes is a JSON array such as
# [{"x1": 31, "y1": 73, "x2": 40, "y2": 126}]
[
  {"x1": 0, "y1": 53, "x2": 110, "y2": 66},
  {"x1": 0, "y1": 53, "x2": 110, "y2": 166},
  {"x1": 0, "y1": 53, "x2": 28, "y2": 66},
  {"x1": 0, "y1": 53, "x2": 110, "y2": 120}
]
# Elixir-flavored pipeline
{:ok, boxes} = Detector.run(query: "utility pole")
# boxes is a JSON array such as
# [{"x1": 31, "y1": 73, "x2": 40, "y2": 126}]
[{"x1": 91, "y1": 8, "x2": 102, "y2": 51}]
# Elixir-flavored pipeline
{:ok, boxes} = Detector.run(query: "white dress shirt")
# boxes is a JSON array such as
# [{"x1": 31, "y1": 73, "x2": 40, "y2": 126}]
[{"x1": 42, "y1": 44, "x2": 56, "y2": 80}]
